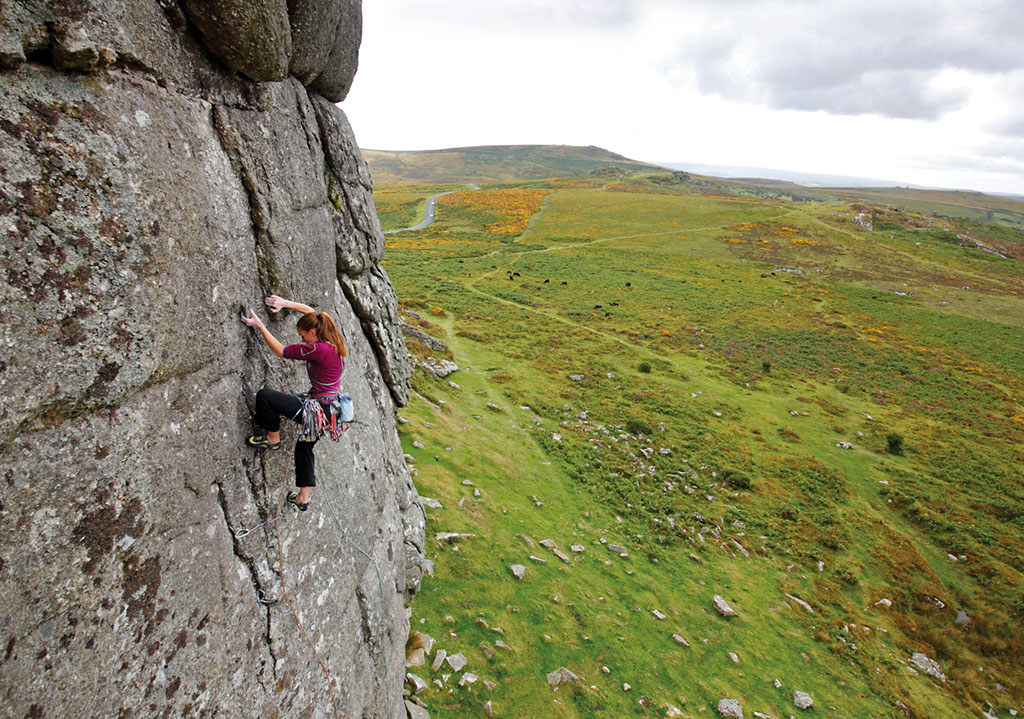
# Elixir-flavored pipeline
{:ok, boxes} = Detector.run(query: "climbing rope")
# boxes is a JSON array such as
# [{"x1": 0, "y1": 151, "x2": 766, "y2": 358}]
[
  {"x1": 270, "y1": 435, "x2": 341, "y2": 719},
  {"x1": 317, "y1": 469, "x2": 395, "y2": 719},
  {"x1": 250, "y1": 335, "x2": 289, "y2": 391},
  {"x1": 242, "y1": 321, "x2": 389, "y2": 717}
]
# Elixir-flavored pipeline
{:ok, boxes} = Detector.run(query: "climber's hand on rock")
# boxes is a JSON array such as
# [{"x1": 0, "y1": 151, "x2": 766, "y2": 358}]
[
  {"x1": 240, "y1": 308, "x2": 262, "y2": 327},
  {"x1": 265, "y1": 295, "x2": 287, "y2": 313}
]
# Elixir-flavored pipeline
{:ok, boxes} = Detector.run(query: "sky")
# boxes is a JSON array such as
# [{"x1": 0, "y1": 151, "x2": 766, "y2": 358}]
[{"x1": 343, "y1": 0, "x2": 1024, "y2": 195}]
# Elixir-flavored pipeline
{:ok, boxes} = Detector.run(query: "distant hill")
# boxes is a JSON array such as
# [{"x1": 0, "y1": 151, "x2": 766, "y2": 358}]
[
  {"x1": 362, "y1": 144, "x2": 666, "y2": 184},
  {"x1": 662, "y1": 162, "x2": 906, "y2": 188}
]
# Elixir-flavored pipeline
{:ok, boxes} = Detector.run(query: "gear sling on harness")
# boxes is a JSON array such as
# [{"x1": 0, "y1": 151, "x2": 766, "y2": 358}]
[{"x1": 295, "y1": 393, "x2": 354, "y2": 442}]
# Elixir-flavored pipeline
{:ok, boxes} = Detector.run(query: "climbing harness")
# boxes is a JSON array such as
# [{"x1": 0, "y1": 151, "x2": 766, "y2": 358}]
[
  {"x1": 241, "y1": 321, "x2": 392, "y2": 717},
  {"x1": 295, "y1": 394, "x2": 347, "y2": 442}
]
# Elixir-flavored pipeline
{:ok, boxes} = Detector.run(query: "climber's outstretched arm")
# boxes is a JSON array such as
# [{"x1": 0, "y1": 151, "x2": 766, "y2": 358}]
[
  {"x1": 240, "y1": 309, "x2": 285, "y2": 357},
  {"x1": 265, "y1": 295, "x2": 315, "y2": 315}
]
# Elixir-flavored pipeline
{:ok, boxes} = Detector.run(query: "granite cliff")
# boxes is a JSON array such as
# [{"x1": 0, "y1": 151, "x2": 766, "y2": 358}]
[{"x1": 0, "y1": 2, "x2": 425, "y2": 717}]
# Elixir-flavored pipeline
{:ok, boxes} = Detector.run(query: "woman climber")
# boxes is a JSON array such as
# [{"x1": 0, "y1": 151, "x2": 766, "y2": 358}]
[{"x1": 240, "y1": 295, "x2": 348, "y2": 512}]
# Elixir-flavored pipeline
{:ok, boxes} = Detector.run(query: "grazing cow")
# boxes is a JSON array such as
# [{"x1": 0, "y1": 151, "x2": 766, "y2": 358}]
[
  {"x1": 626, "y1": 282, "x2": 631, "y2": 287},
  {"x1": 561, "y1": 281, "x2": 568, "y2": 285},
  {"x1": 544, "y1": 279, "x2": 550, "y2": 283}
]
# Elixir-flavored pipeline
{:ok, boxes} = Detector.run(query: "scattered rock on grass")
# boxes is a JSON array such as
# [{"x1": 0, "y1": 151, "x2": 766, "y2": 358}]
[
  {"x1": 509, "y1": 564, "x2": 526, "y2": 580},
  {"x1": 910, "y1": 652, "x2": 946, "y2": 681},
  {"x1": 547, "y1": 667, "x2": 581, "y2": 686},
  {"x1": 405, "y1": 699, "x2": 429, "y2": 719},
  {"x1": 794, "y1": 690, "x2": 813, "y2": 709},
  {"x1": 785, "y1": 593, "x2": 815, "y2": 614},
  {"x1": 409, "y1": 632, "x2": 435, "y2": 655},
  {"x1": 672, "y1": 634, "x2": 690, "y2": 647},
  {"x1": 717, "y1": 698, "x2": 744, "y2": 718},
  {"x1": 405, "y1": 673, "x2": 428, "y2": 695},
  {"x1": 432, "y1": 649, "x2": 447, "y2": 671},
  {"x1": 447, "y1": 652, "x2": 468, "y2": 672},
  {"x1": 713, "y1": 596, "x2": 738, "y2": 617}
]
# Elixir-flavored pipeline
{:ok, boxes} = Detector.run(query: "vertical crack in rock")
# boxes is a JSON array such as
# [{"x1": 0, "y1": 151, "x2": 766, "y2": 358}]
[
  {"x1": 214, "y1": 480, "x2": 277, "y2": 680},
  {"x1": 211, "y1": 104, "x2": 277, "y2": 294},
  {"x1": 311, "y1": 95, "x2": 410, "y2": 407}
]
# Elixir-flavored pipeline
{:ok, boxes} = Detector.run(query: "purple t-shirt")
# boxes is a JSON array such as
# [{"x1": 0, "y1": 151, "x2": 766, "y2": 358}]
[{"x1": 283, "y1": 342, "x2": 343, "y2": 397}]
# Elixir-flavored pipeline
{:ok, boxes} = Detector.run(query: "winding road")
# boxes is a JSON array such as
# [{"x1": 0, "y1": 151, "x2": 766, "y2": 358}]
[{"x1": 384, "y1": 183, "x2": 479, "y2": 234}]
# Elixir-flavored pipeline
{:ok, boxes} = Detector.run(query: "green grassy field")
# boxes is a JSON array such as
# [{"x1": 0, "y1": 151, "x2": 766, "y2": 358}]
[{"x1": 376, "y1": 170, "x2": 1024, "y2": 719}]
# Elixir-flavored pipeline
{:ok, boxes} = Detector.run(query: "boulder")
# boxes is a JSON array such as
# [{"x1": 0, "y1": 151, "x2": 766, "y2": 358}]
[
  {"x1": 794, "y1": 690, "x2": 814, "y2": 709},
  {"x1": 405, "y1": 673, "x2": 428, "y2": 695},
  {"x1": 183, "y1": 0, "x2": 292, "y2": 81},
  {"x1": 910, "y1": 652, "x2": 946, "y2": 682},
  {"x1": 288, "y1": 0, "x2": 362, "y2": 101},
  {"x1": 405, "y1": 700, "x2": 430, "y2": 719},
  {"x1": 713, "y1": 595, "x2": 739, "y2": 617},
  {"x1": 510, "y1": 564, "x2": 527, "y2": 580},
  {"x1": 717, "y1": 698, "x2": 744, "y2": 719},
  {"x1": 409, "y1": 631, "x2": 435, "y2": 656},
  {"x1": 546, "y1": 667, "x2": 582, "y2": 686},
  {"x1": 447, "y1": 652, "x2": 468, "y2": 672}
]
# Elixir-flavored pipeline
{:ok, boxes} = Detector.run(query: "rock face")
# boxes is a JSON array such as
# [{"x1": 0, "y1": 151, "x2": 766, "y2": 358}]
[{"x1": 0, "y1": 3, "x2": 423, "y2": 718}]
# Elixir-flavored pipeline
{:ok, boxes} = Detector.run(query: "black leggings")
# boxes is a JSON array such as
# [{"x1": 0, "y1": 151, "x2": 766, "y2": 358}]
[{"x1": 254, "y1": 388, "x2": 319, "y2": 488}]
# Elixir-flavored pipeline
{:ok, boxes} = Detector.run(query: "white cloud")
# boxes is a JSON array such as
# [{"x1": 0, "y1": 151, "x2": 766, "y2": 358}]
[{"x1": 344, "y1": 0, "x2": 1024, "y2": 194}]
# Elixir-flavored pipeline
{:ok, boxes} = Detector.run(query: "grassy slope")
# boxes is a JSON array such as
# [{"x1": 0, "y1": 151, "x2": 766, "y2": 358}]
[
  {"x1": 377, "y1": 171, "x2": 1024, "y2": 719},
  {"x1": 718, "y1": 180, "x2": 1024, "y2": 231}
]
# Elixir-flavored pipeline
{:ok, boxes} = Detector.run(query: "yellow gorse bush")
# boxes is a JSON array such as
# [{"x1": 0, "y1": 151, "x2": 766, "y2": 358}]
[{"x1": 440, "y1": 189, "x2": 554, "y2": 236}]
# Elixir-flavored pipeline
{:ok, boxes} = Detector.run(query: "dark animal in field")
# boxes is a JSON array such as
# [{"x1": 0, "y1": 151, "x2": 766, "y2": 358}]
[
  {"x1": 593, "y1": 305, "x2": 602, "y2": 309},
  {"x1": 513, "y1": 272, "x2": 521, "y2": 277},
  {"x1": 610, "y1": 302, "x2": 619, "y2": 306},
  {"x1": 561, "y1": 281, "x2": 567, "y2": 285},
  {"x1": 626, "y1": 282, "x2": 631, "y2": 287},
  {"x1": 544, "y1": 279, "x2": 550, "y2": 283}
]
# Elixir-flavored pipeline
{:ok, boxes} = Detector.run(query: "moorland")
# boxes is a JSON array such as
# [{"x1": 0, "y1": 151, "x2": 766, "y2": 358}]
[{"x1": 372, "y1": 148, "x2": 1024, "y2": 719}]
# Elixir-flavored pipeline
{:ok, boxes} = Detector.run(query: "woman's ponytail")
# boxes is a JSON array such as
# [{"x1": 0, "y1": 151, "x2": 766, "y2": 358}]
[{"x1": 296, "y1": 311, "x2": 348, "y2": 357}]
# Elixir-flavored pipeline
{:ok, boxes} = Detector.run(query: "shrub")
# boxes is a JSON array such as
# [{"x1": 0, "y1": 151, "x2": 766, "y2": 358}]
[
  {"x1": 638, "y1": 361, "x2": 652, "y2": 374},
  {"x1": 725, "y1": 471, "x2": 752, "y2": 490},
  {"x1": 886, "y1": 433, "x2": 905, "y2": 456},
  {"x1": 761, "y1": 360, "x2": 771, "y2": 374},
  {"x1": 625, "y1": 418, "x2": 652, "y2": 436}
]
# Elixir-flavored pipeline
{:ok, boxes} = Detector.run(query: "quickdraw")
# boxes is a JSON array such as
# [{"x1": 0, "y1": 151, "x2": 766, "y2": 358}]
[{"x1": 295, "y1": 394, "x2": 347, "y2": 442}]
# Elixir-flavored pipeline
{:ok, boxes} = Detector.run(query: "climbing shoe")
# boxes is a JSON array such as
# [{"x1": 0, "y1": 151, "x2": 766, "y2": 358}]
[
  {"x1": 247, "y1": 434, "x2": 281, "y2": 451},
  {"x1": 286, "y1": 492, "x2": 309, "y2": 512}
]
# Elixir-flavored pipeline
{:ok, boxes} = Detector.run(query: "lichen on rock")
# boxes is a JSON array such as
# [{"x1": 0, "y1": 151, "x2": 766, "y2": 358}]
[{"x1": 0, "y1": 2, "x2": 422, "y2": 717}]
